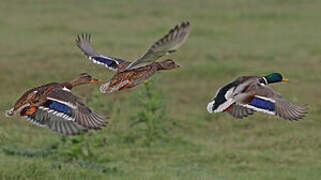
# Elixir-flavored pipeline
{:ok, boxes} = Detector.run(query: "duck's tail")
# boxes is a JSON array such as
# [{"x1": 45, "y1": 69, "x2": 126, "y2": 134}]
[
  {"x1": 5, "y1": 108, "x2": 14, "y2": 117},
  {"x1": 207, "y1": 101, "x2": 215, "y2": 113}
]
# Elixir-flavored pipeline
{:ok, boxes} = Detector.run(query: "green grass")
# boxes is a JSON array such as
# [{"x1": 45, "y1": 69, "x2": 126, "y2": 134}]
[{"x1": 1, "y1": 0, "x2": 321, "y2": 179}]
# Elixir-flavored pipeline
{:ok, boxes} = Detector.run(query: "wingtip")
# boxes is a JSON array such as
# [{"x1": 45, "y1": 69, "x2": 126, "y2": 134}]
[
  {"x1": 178, "y1": 21, "x2": 190, "y2": 30},
  {"x1": 182, "y1": 21, "x2": 190, "y2": 27},
  {"x1": 280, "y1": 104, "x2": 309, "y2": 121},
  {"x1": 302, "y1": 104, "x2": 309, "y2": 111},
  {"x1": 76, "y1": 33, "x2": 92, "y2": 42},
  {"x1": 170, "y1": 22, "x2": 190, "y2": 34},
  {"x1": 294, "y1": 104, "x2": 309, "y2": 120},
  {"x1": 76, "y1": 34, "x2": 80, "y2": 42}
]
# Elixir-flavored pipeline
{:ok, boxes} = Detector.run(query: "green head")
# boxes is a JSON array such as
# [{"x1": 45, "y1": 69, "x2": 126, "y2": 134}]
[{"x1": 264, "y1": 73, "x2": 288, "y2": 84}]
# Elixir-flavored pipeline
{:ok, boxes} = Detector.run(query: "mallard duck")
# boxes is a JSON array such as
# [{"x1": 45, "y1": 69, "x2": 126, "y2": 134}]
[
  {"x1": 6, "y1": 73, "x2": 106, "y2": 135},
  {"x1": 207, "y1": 73, "x2": 308, "y2": 120},
  {"x1": 76, "y1": 22, "x2": 190, "y2": 93}
]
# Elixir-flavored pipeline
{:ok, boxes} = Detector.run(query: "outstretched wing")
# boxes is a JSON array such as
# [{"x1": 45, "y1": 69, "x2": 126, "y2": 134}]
[
  {"x1": 239, "y1": 86, "x2": 308, "y2": 120},
  {"x1": 76, "y1": 33, "x2": 127, "y2": 71},
  {"x1": 274, "y1": 97, "x2": 308, "y2": 120},
  {"x1": 25, "y1": 108, "x2": 87, "y2": 135},
  {"x1": 123, "y1": 22, "x2": 191, "y2": 71},
  {"x1": 44, "y1": 89, "x2": 107, "y2": 129}
]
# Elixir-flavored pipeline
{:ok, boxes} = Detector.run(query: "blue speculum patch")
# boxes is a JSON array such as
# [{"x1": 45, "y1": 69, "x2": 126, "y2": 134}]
[
  {"x1": 92, "y1": 56, "x2": 116, "y2": 66},
  {"x1": 249, "y1": 97, "x2": 275, "y2": 111},
  {"x1": 48, "y1": 101, "x2": 72, "y2": 116}
]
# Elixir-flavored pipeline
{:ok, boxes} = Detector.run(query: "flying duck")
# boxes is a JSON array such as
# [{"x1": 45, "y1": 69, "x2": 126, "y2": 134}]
[
  {"x1": 207, "y1": 73, "x2": 308, "y2": 120},
  {"x1": 76, "y1": 22, "x2": 191, "y2": 93},
  {"x1": 6, "y1": 73, "x2": 106, "y2": 135}
]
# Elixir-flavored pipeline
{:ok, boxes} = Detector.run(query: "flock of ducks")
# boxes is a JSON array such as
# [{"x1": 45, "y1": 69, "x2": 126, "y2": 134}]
[{"x1": 6, "y1": 22, "x2": 308, "y2": 135}]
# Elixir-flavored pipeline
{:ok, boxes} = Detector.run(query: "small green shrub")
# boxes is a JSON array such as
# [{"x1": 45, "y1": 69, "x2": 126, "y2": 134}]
[{"x1": 127, "y1": 79, "x2": 172, "y2": 146}]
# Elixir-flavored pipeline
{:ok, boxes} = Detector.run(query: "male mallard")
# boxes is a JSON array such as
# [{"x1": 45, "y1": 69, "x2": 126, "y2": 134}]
[
  {"x1": 76, "y1": 22, "x2": 190, "y2": 93},
  {"x1": 207, "y1": 73, "x2": 308, "y2": 120},
  {"x1": 6, "y1": 73, "x2": 106, "y2": 135}
]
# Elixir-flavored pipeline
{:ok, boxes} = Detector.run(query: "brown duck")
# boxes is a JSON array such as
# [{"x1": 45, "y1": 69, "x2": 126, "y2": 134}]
[
  {"x1": 76, "y1": 22, "x2": 191, "y2": 93},
  {"x1": 6, "y1": 73, "x2": 106, "y2": 135}
]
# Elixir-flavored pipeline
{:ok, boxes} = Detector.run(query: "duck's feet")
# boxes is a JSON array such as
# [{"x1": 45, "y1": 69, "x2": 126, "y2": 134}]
[
  {"x1": 119, "y1": 80, "x2": 131, "y2": 91},
  {"x1": 25, "y1": 106, "x2": 37, "y2": 115},
  {"x1": 25, "y1": 101, "x2": 37, "y2": 115},
  {"x1": 223, "y1": 104, "x2": 234, "y2": 112}
]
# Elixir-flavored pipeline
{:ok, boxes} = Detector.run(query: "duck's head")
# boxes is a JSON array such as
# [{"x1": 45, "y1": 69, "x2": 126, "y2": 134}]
[
  {"x1": 263, "y1": 73, "x2": 288, "y2": 84},
  {"x1": 70, "y1": 73, "x2": 102, "y2": 87},
  {"x1": 158, "y1": 59, "x2": 181, "y2": 70}
]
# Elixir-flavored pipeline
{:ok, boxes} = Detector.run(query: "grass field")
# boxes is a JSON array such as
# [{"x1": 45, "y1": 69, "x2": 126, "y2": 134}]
[{"x1": 1, "y1": 0, "x2": 321, "y2": 179}]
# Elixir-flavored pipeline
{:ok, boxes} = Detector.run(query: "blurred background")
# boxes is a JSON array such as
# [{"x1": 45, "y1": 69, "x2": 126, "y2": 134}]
[{"x1": 1, "y1": 0, "x2": 321, "y2": 179}]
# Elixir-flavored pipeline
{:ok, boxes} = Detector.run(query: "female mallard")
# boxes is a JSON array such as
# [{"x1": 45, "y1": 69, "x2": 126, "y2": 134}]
[
  {"x1": 207, "y1": 73, "x2": 308, "y2": 120},
  {"x1": 6, "y1": 73, "x2": 106, "y2": 135},
  {"x1": 76, "y1": 22, "x2": 190, "y2": 93}
]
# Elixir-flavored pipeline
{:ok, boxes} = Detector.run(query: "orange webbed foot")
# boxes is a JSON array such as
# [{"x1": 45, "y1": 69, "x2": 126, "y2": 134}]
[
  {"x1": 119, "y1": 81, "x2": 131, "y2": 91},
  {"x1": 223, "y1": 104, "x2": 234, "y2": 112},
  {"x1": 25, "y1": 106, "x2": 37, "y2": 115}
]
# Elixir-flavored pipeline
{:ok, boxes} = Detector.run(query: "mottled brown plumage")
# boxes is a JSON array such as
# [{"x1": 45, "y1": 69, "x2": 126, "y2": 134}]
[
  {"x1": 100, "y1": 60, "x2": 180, "y2": 93},
  {"x1": 76, "y1": 22, "x2": 190, "y2": 93},
  {"x1": 6, "y1": 73, "x2": 106, "y2": 135}
]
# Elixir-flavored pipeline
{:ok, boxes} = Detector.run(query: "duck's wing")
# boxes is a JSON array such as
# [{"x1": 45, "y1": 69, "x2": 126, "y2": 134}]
[
  {"x1": 76, "y1": 33, "x2": 127, "y2": 71},
  {"x1": 273, "y1": 97, "x2": 308, "y2": 120},
  {"x1": 42, "y1": 88, "x2": 106, "y2": 130},
  {"x1": 239, "y1": 86, "x2": 308, "y2": 120},
  {"x1": 24, "y1": 107, "x2": 87, "y2": 135},
  {"x1": 123, "y1": 22, "x2": 191, "y2": 71},
  {"x1": 227, "y1": 104, "x2": 255, "y2": 119}
]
